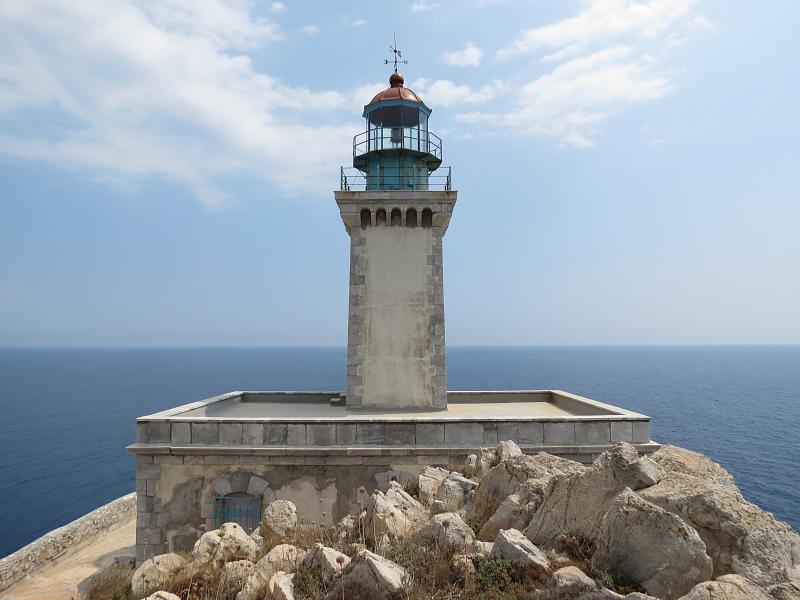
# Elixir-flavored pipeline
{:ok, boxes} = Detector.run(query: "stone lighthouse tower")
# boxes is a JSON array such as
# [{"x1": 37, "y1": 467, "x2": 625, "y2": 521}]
[{"x1": 336, "y1": 69, "x2": 456, "y2": 409}]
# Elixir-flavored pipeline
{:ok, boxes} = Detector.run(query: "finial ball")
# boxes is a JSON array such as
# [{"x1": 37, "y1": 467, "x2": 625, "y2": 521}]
[{"x1": 389, "y1": 72, "x2": 404, "y2": 87}]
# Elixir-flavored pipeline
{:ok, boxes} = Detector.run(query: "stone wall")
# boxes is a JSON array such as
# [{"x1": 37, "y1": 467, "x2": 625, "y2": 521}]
[{"x1": 0, "y1": 492, "x2": 135, "y2": 592}]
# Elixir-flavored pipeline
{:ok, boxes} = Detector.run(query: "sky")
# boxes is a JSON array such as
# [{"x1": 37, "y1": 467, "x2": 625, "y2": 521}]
[{"x1": 1, "y1": 0, "x2": 799, "y2": 347}]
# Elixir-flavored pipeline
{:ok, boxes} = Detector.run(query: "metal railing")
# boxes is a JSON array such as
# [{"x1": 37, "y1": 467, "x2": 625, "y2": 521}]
[
  {"x1": 340, "y1": 166, "x2": 452, "y2": 191},
  {"x1": 353, "y1": 129, "x2": 443, "y2": 161}
]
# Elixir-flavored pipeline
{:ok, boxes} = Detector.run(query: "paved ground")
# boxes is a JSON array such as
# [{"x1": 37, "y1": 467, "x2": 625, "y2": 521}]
[{"x1": 0, "y1": 518, "x2": 135, "y2": 600}]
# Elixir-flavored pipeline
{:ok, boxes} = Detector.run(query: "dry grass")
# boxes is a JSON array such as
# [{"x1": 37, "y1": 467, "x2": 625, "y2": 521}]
[{"x1": 83, "y1": 564, "x2": 133, "y2": 600}]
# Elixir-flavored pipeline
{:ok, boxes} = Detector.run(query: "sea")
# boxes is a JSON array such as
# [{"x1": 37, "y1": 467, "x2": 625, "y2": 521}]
[{"x1": 0, "y1": 346, "x2": 798, "y2": 558}]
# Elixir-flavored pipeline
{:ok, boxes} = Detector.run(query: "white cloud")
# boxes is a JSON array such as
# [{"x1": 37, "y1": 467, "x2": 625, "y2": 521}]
[
  {"x1": 441, "y1": 42, "x2": 484, "y2": 67},
  {"x1": 300, "y1": 24, "x2": 320, "y2": 35},
  {"x1": 410, "y1": 1, "x2": 440, "y2": 12},
  {"x1": 497, "y1": 0, "x2": 698, "y2": 60},
  {"x1": 411, "y1": 78, "x2": 501, "y2": 108},
  {"x1": 0, "y1": 1, "x2": 355, "y2": 206},
  {"x1": 458, "y1": 46, "x2": 672, "y2": 146},
  {"x1": 269, "y1": 2, "x2": 286, "y2": 14},
  {"x1": 351, "y1": 19, "x2": 367, "y2": 28}
]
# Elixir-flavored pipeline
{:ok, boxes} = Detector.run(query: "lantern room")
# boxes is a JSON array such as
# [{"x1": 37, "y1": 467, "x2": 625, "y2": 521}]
[{"x1": 352, "y1": 72, "x2": 443, "y2": 190}]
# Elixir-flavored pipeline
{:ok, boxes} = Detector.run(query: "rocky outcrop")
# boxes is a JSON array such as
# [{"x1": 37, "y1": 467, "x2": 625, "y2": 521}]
[
  {"x1": 524, "y1": 444, "x2": 663, "y2": 549},
  {"x1": 552, "y1": 565, "x2": 595, "y2": 588},
  {"x1": 432, "y1": 474, "x2": 478, "y2": 515},
  {"x1": 269, "y1": 571, "x2": 295, "y2": 600},
  {"x1": 236, "y1": 544, "x2": 303, "y2": 600},
  {"x1": 302, "y1": 543, "x2": 350, "y2": 581},
  {"x1": 364, "y1": 481, "x2": 427, "y2": 542},
  {"x1": 641, "y1": 445, "x2": 800, "y2": 587},
  {"x1": 419, "y1": 512, "x2": 476, "y2": 548},
  {"x1": 767, "y1": 581, "x2": 800, "y2": 600},
  {"x1": 131, "y1": 553, "x2": 185, "y2": 599},
  {"x1": 676, "y1": 573, "x2": 773, "y2": 599},
  {"x1": 491, "y1": 528, "x2": 549, "y2": 569},
  {"x1": 192, "y1": 522, "x2": 259, "y2": 566},
  {"x1": 341, "y1": 549, "x2": 407, "y2": 595},
  {"x1": 593, "y1": 489, "x2": 712, "y2": 600},
  {"x1": 262, "y1": 500, "x2": 298, "y2": 541},
  {"x1": 468, "y1": 450, "x2": 586, "y2": 535},
  {"x1": 418, "y1": 467, "x2": 450, "y2": 506}
]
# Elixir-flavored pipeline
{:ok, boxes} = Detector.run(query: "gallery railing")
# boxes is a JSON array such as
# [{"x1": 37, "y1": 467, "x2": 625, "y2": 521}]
[
  {"x1": 352, "y1": 129, "x2": 443, "y2": 162},
  {"x1": 340, "y1": 166, "x2": 452, "y2": 191}
]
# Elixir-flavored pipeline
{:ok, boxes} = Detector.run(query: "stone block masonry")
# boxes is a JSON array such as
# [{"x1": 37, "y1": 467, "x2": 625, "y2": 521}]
[{"x1": 336, "y1": 191, "x2": 455, "y2": 409}]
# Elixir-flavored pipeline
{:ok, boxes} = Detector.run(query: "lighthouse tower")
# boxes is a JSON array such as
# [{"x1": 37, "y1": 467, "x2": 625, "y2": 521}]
[{"x1": 336, "y1": 68, "x2": 456, "y2": 409}]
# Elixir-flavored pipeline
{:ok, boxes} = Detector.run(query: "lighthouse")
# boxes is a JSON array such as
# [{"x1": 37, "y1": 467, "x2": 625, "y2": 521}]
[{"x1": 336, "y1": 67, "x2": 457, "y2": 409}]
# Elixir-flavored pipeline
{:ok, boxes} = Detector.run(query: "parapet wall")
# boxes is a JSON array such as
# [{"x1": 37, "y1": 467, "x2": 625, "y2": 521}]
[{"x1": 0, "y1": 492, "x2": 136, "y2": 592}]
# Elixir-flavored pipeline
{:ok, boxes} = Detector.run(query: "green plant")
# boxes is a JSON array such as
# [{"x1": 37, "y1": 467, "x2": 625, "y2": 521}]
[
  {"x1": 293, "y1": 564, "x2": 327, "y2": 599},
  {"x1": 488, "y1": 454, "x2": 502, "y2": 468},
  {"x1": 475, "y1": 557, "x2": 514, "y2": 592},
  {"x1": 403, "y1": 478, "x2": 420, "y2": 499}
]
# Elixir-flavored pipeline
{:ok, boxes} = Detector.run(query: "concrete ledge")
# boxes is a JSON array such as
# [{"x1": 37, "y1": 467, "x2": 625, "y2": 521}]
[{"x1": 0, "y1": 493, "x2": 136, "y2": 592}]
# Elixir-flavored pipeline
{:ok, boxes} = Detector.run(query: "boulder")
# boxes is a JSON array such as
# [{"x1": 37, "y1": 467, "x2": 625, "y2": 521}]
[
  {"x1": 552, "y1": 565, "x2": 596, "y2": 589},
  {"x1": 144, "y1": 593, "x2": 181, "y2": 600},
  {"x1": 418, "y1": 466, "x2": 450, "y2": 506},
  {"x1": 468, "y1": 540, "x2": 494, "y2": 559},
  {"x1": 432, "y1": 474, "x2": 478, "y2": 515},
  {"x1": 419, "y1": 512, "x2": 476, "y2": 548},
  {"x1": 341, "y1": 549, "x2": 407, "y2": 595},
  {"x1": 497, "y1": 440, "x2": 523, "y2": 461},
  {"x1": 223, "y1": 560, "x2": 254, "y2": 588},
  {"x1": 250, "y1": 531, "x2": 264, "y2": 548},
  {"x1": 262, "y1": 500, "x2": 297, "y2": 540},
  {"x1": 236, "y1": 544, "x2": 303, "y2": 600},
  {"x1": 491, "y1": 528, "x2": 549, "y2": 569},
  {"x1": 641, "y1": 445, "x2": 800, "y2": 587},
  {"x1": 525, "y1": 444, "x2": 662, "y2": 549},
  {"x1": 767, "y1": 581, "x2": 800, "y2": 600},
  {"x1": 364, "y1": 481, "x2": 427, "y2": 542},
  {"x1": 624, "y1": 594, "x2": 660, "y2": 600},
  {"x1": 192, "y1": 522, "x2": 259, "y2": 566},
  {"x1": 302, "y1": 543, "x2": 350, "y2": 581},
  {"x1": 269, "y1": 571, "x2": 295, "y2": 600},
  {"x1": 479, "y1": 476, "x2": 555, "y2": 540},
  {"x1": 676, "y1": 573, "x2": 773, "y2": 600},
  {"x1": 592, "y1": 489, "x2": 712, "y2": 600},
  {"x1": 468, "y1": 451, "x2": 586, "y2": 534},
  {"x1": 131, "y1": 553, "x2": 186, "y2": 599},
  {"x1": 452, "y1": 554, "x2": 476, "y2": 580}
]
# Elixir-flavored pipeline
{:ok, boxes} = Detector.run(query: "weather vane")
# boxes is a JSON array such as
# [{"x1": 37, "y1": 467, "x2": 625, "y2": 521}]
[{"x1": 384, "y1": 32, "x2": 408, "y2": 73}]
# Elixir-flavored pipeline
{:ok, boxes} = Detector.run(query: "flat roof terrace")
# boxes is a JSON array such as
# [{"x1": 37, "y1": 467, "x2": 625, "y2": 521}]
[{"x1": 130, "y1": 390, "x2": 655, "y2": 455}]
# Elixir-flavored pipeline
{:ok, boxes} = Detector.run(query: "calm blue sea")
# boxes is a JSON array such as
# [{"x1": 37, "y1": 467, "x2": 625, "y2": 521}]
[{"x1": 0, "y1": 346, "x2": 798, "y2": 558}]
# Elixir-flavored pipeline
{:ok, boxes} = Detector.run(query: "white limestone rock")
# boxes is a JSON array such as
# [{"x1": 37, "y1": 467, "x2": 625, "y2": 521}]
[
  {"x1": 452, "y1": 554, "x2": 476, "y2": 580},
  {"x1": 432, "y1": 474, "x2": 478, "y2": 515},
  {"x1": 592, "y1": 488, "x2": 713, "y2": 600},
  {"x1": 496, "y1": 440, "x2": 523, "y2": 462},
  {"x1": 269, "y1": 571, "x2": 295, "y2": 600},
  {"x1": 236, "y1": 544, "x2": 303, "y2": 600},
  {"x1": 524, "y1": 444, "x2": 663, "y2": 550},
  {"x1": 552, "y1": 565, "x2": 596, "y2": 589},
  {"x1": 767, "y1": 581, "x2": 800, "y2": 600},
  {"x1": 144, "y1": 593, "x2": 181, "y2": 600},
  {"x1": 262, "y1": 500, "x2": 297, "y2": 540},
  {"x1": 676, "y1": 573, "x2": 773, "y2": 600},
  {"x1": 468, "y1": 451, "x2": 586, "y2": 536},
  {"x1": 468, "y1": 540, "x2": 494, "y2": 559},
  {"x1": 364, "y1": 481, "x2": 427, "y2": 542},
  {"x1": 491, "y1": 528, "x2": 549, "y2": 569},
  {"x1": 419, "y1": 512, "x2": 476, "y2": 548},
  {"x1": 131, "y1": 553, "x2": 185, "y2": 599},
  {"x1": 418, "y1": 466, "x2": 451, "y2": 506},
  {"x1": 641, "y1": 445, "x2": 800, "y2": 587},
  {"x1": 302, "y1": 543, "x2": 350, "y2": 581},
  {"x1": 341, "y1": 549, "x2": 407, "y2": 595},
  {"x1": 192, "y1": 522, "x2": 259, "y2": 566}
]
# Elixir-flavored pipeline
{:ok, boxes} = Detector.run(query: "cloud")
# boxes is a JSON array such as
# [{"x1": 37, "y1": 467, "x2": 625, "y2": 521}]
[
  {"x1": 269, "y1": 2, "x2": 286, "y2": 14},
  {"x1": 497, "y1": 0, "x2": 698, "y2": 60},
  {"x1": 351, "y1": 19, "x2": 367, "y2": 28},
  {"x1": 458, "y1": 46, "x2": 672, "y2": 146},
  {"x1": 441, "y1": 42, "x2": 484, "y2": 67},
  {"x1": 300, "y1": 24, "x2": 320, "y2": 35},
  {"x1": 0, "y1": 1, "x2": 358, "y2": 206},
  {"x1": 411, "y1": 78, "x2": 501, "y2": 108},
  {"x1": 410, "y1": 1, "x2": 440, "y2": 12}
]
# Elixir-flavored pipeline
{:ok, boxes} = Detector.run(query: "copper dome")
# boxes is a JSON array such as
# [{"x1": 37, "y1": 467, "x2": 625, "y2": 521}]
[{"x1": 369, "y1": 72, "x2": 425, "y2": 105}]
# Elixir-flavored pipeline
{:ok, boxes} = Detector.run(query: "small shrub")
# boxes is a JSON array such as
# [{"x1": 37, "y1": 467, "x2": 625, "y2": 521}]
[
  {"x1": 84, "y1": 565, "x2": 132, "y2": 600},
  {"x1": 488, "y1": 454, "x2": 502, "y2": 469},
  {"x1": 475, "y1": 557, "x2": 514, "y2": 592},
  {"x1": 293, "y1": 564, "x2": 328, "y2": 599}
]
